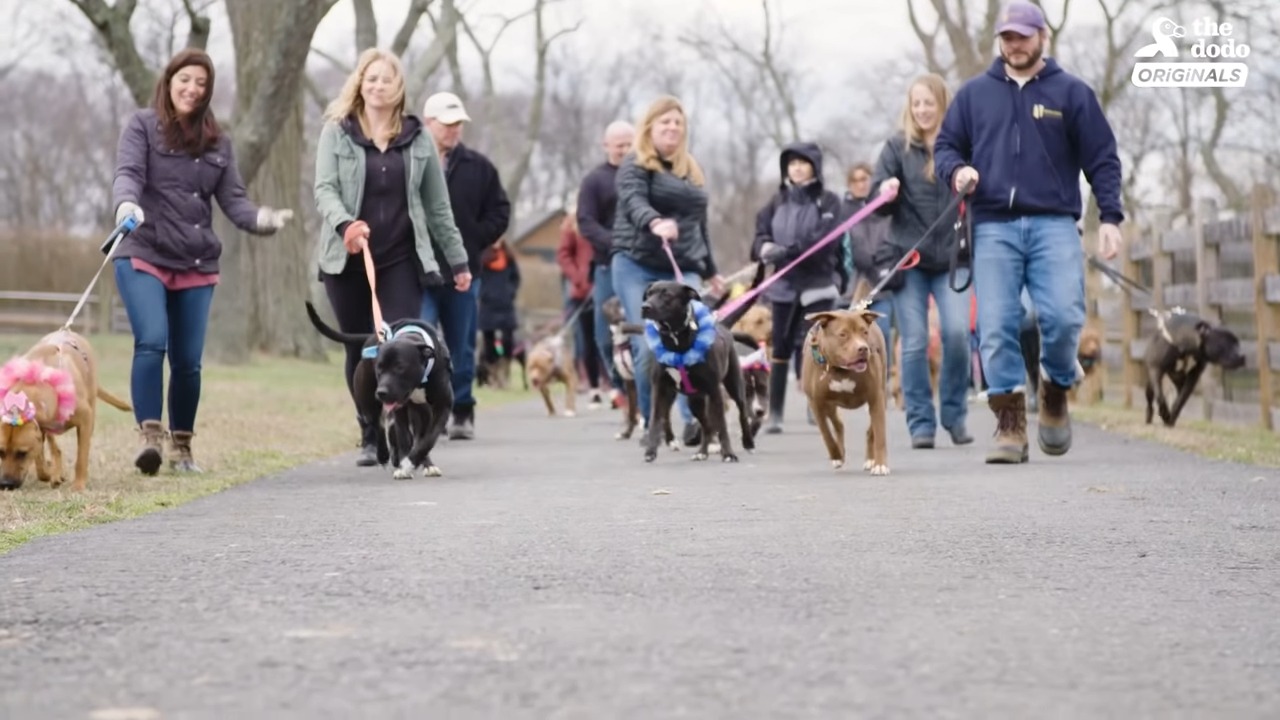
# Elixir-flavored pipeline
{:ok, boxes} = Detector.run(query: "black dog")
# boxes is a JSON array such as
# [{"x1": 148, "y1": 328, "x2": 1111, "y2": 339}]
[
  {"x1": 735, "y1": 339, "x2": 769, "y2": 438},
  {"x1": 1144, "y1": 307, "x2": 1246, "y2": 427},
  {"x1": 305, "y1": 301, "x2": 453, "y2": 478},
  {"x1": 640, "y1": 281, "x2": 755, "y2": 463}
]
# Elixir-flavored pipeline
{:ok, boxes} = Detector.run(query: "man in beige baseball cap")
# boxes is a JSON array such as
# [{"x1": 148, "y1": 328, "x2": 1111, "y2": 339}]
[{"x1": 420, "y1": 90, "x2": 511, "y2": 441}]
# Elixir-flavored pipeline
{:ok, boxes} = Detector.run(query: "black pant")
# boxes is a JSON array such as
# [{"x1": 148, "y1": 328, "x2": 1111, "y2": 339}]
[
  {"x1": 770, "y1": 298, "x2": 837, "y2": 364},
  {"x1": 573, "y1": 298, "x2": 601, "y2": 389},
  {"x1": 482, "y1": 328, "x2": 518, "y2": 363},
  {"x1": 321, "y1": 260, "x2": 424, "y2": 403}
]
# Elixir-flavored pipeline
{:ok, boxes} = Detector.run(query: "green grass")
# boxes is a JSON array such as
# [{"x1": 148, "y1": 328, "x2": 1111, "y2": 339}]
[
  {"x1": 1074, "y1": 400, "x2": 1280, "y2": 467},
  {"x1": 0, "y1": 333, "x2": 532, "y2": 555}
]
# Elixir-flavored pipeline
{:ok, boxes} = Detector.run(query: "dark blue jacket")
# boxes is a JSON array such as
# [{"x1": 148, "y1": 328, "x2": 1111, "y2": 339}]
[
  {"x1": 751, "y1": 142, "x2": 844, "y2": 304},
  {"x1": 934, "y1": 58, "x2": 1124, "y2": 226}
]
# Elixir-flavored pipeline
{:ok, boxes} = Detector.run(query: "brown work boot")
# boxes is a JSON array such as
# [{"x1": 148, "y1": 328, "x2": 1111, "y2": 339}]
[
  {"x1": 1037, "y1": 376, "x2": 1072, "y2": 456},
  {"x1": 169, "y1": 430, "x2": 204, "y2": 473},
  {"x1": 985, "y1": 391, "x2": 1029, "y2": 464},
  {"x1": 135, "y1": 420, "x2": 167, "y2": 476}
]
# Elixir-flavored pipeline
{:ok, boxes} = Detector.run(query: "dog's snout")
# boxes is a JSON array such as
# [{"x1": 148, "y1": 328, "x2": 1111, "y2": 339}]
[
  {"x1": 0, "y1": 475, "x2": 23, "y2": 491},
  {"x1": 375, "y1": 388, "x2": 391, "y2": 402}
]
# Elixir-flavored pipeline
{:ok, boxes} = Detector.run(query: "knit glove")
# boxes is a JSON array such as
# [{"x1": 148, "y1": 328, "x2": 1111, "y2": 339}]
[
  {"x1": 115, "y1": 201, "x2": 144, "y2": 225},
  {"x1": 256, "y1": 207, "x2": 294, "y2": 232},
  {"x1": 759, "y1": 242, "x2": 788, "y2": 265}
]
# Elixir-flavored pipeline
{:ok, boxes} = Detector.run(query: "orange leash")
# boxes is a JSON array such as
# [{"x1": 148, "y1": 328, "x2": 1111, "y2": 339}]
[{"x1": 360, "y1": 240, "x2": 388, "y2": 341}]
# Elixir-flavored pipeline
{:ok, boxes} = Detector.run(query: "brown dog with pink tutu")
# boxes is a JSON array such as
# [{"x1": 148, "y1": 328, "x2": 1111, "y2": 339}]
[{"x1": 0, "y1": 330, "x2": 131, "y2": 491}]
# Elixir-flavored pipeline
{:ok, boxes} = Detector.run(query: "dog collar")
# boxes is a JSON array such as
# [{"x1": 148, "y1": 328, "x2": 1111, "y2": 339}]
[
  {"x1": 361, "y1": 323, "x2": 436, "y2": 384},
  {"x1": 645, "y1": 300, "x2": 716, "y2": 369},
  {"x1": 739, "y1": 347, "x2": 768, "y2": 372}
]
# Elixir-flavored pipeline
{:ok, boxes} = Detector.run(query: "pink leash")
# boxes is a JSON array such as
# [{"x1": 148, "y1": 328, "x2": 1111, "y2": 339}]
[
  {"x1": 715, "y1": 186, "x2": 898, "y2": 321},
  {"x1": 661, "y1": 238, "x2": 684, "y2": 284}
]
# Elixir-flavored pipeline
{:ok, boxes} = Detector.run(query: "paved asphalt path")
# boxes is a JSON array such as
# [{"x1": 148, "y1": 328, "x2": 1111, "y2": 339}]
[{"x1": 2, "y1": 390, "x2": 1279, "y2": 719}]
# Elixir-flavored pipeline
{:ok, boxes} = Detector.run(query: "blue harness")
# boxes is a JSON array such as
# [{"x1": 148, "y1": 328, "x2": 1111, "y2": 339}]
[
  {"x1": 361, "y1": 323, "x2": 437, "y2": 384},
  {"x1": 644, "y1": 300, "x2": 717, "y2": 394}
]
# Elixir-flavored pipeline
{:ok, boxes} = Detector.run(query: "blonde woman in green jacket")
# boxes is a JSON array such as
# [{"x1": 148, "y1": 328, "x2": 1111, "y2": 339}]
[{"x1": 313, "y1": 48, "x2": 470, "y2": 466}]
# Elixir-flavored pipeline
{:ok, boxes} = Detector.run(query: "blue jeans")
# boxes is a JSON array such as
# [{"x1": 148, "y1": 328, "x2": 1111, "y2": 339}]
[
  {"x1": 893, "y1": 269, "x2": 972, "y2": 439},
  {"x1": 112, "y1": 259, "x2": 215, "y2": 431},
  {"x1": 422, "y1": 278, "x2": 481, "y2": 410},
  {"x1": 973, "y1": 215, "x2": 1085, "y2": 394},
  {"x1": 610, "y1": 252, "x2": 699, "y2": 426},
  {"x1": 592, "y1": 264, "x2": 621, "y2": 390},
  {"x1": 866, "y1": 294, "x2": 895, "y2": 374}
]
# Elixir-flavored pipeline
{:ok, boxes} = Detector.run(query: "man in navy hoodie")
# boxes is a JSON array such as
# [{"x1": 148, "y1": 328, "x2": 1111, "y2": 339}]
[{"x1": 934, "y1": 0, "x2": 1124, "y2": 464}]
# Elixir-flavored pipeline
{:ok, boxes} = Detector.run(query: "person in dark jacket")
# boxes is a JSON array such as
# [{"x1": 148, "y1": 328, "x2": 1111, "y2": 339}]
[
  {"x1": 577, "y1": 120, "x2": 635, "y2": 402},
  {"x1": 557, "y1": 211, "x2": 603, "y2": 406},
  {"x1": 751, "y1": 141, "x2": 844, "y2": 434},
  {"x1": 935, "y1": 0, "x2": 1124, "y2": 463},
  {"x1": 611, "y1": 95, "x2": 726, "y2": 444},
  {"x1": 111, "y1": 48, "x2": 294, "y2": 476},
  {"x1": 872, "y1": 72, "x2": 974, "y2": 450},
  {"x1": 314, "y1": 50, "x2": 470, "y2": 466},
  {"x1": 841, "y1": 162, "x2": 895, "y2": 367},
  {"x1": 420, "y1": 91, "x2": 512, "y2": 440},
  {"x1": 478, "y1": 238, "x2": 521, "y2": 384}
]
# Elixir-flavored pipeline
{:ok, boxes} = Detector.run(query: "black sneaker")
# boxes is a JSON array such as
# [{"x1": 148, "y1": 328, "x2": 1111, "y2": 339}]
[
  {"x1": 449, "y1": 406, "x2": 475, "y2": 441},
  {"x1": 682, "y1": 420, "x2": 702, "y2": 447}
]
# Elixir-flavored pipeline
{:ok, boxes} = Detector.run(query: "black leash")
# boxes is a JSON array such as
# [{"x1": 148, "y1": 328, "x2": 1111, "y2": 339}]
[
  {"x1": 1086, "y1": 254, "x2": 1152, "y2": 296},
  {"x1": 948, "y1": 192, "x2": 973, "y2": 293},
  {"x1": 853, "y1": 179, "x2": 976, "y2": 310}
]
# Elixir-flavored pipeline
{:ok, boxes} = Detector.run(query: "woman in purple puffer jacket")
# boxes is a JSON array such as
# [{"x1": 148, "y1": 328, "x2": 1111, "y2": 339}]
[{"x1": 111, "y1": 48, "x2": 293, "y2": 476}]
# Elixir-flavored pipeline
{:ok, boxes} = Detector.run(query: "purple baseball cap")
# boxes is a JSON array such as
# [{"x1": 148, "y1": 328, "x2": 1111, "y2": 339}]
[{"x1": 995, "y1": 1, "x2": 1047, "y2": 37}]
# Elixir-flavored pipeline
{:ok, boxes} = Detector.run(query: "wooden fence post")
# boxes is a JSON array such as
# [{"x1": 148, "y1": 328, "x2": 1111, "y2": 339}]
[
  {"x1": 1251, "y1": 184, "x2": 1277, "y2": 431},
  {"x1": 1082, "y1": 226, "x2": 1103, "y2": 404},
  {"x1": 1121, "y1": 225, "x2": 1140, "y2": 409},
  {"x1": 1193, "y1": 198, "x2": 1220, "y2": 420}
]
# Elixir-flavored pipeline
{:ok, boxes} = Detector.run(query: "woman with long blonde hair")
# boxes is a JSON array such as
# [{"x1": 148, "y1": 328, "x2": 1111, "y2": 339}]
[
  {"x1": 610, "y1": 95, "x2": 725, "y2": 448},
  {"x1": 313, "y1": 47, "x2": 470, "y2": 466},
  {"x1": 870, "y1": 73, "x2": 974, "y2": 450}
]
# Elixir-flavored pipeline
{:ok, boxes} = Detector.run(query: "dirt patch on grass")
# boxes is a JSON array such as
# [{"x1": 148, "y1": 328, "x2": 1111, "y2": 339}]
[
  {"x1": 1074, "y1": 401, "x2": 1280, "y2": 468},
  {"x1": 0, "y1": 333, "x2": 532, "y2": 554}
]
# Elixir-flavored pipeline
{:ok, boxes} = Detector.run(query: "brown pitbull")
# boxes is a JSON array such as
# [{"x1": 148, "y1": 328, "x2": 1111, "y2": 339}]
[
  {"x1": 526, "y1": 334, "x2": 578, "y2": 418},
  {"x1": 0, "y1": 329, "x2": 131, "y2": 491},
  {"x1": 800, "y1": 309, "x2": 890, "y2": 475}
]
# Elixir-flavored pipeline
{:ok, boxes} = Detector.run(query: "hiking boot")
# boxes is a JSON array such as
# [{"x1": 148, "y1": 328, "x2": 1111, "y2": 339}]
[
  {"x1": 1037, "y1": 377, "x2": 1073, "y2": 456},
  {"x1": 449, "y1": 406, "x2": 475, "y2": 441},
  {"x1": 911, "y1": 435, "x2": 935, "y2": 449},
  {"x1": 135, "y1": 420, "x2": 166, "y2": 476},
  {"x1": 764, "y1": 360, "x2": 788, "y2": 434},
  {"x1": 169, "y1": 430, "x2": 203, "y2": 473},
  {"x1": 682, "y1": 419, "x2": 702, "y2": 447},
  {"x1": 985, "y1": 391, "x2": 1029, "y2": 464},
  {"x1": 355, "y1": 414, "x2": 378, "y2": 467},
  {"x1": 945, "y1": 422, "x2": 974, "y2": 445}
]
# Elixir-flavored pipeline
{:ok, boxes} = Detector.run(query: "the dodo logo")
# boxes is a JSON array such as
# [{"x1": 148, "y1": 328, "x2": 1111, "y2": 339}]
[{"x1": 1131, "y1": 16, "x2": 1250, "y2": 88}]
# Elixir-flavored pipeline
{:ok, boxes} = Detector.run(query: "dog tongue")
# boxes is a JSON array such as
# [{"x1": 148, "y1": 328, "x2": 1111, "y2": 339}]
[{"x1": 383, "y1": 401, "x2": 399, "y2": 413}]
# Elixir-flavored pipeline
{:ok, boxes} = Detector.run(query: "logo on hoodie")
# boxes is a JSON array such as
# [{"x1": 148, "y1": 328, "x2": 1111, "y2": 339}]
[{"x1": 1131, "y1": 16, "x2": 1249, "y2": 88}]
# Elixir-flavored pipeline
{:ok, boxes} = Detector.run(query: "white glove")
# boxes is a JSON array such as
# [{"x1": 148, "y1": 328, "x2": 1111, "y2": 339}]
[
  {"x1": 116, "y1": 201, "x2": 144, "y2": 225},
  {"x1": 257, "y1": 207, "x2": 294, "y2": 231}
]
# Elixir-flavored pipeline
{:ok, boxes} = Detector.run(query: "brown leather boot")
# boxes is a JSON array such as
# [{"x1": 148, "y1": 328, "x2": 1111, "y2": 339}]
[
  {"x1": 1037, "y1": 377, "x2": 1072, "y2": 456},
  {"x1": 985, "y1": 391, "x2": 1029, "y2": 464},
  {"x1": 169, "y1": 431, "x2": 203, "y2": 473},
  {"x1": 135, "y1": 420, "x2": 166, "y2": 476}
]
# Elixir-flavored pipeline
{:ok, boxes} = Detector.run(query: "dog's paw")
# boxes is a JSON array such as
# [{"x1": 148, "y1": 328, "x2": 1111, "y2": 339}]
[
  {"x1": 863, "y1": 459, "x2": 874, "y2": 471},
  {"x1": 422, "y1": 465, "x2": 443, "y2": 478},
  {"x1": 692, "y1": 452, "x2": 709, "y2": 461},
  {"x1": 392, "y1": 458, "x2": 414, "y2": 480},
  {"x1": 832, "y1": 459, "x2": 845, "y2": 470},
  {"x1": 563, "y1": 409, "x2": 576, "y2": 418},
  {"x1": 721, "y1": 453, "x2": 739, "y2": 463},
  {"x1": 707, "y1": 442, "x2": 721, "y2": 454},
  {"x1": 667, "y1": 442, "x2": 681, "y2": 452},
  {"x1": 867, "y1": 464, "x2": 890, "y2": 476},
  {"x1": 644, "y1": 449, "x2": 657, "y2": 463}
]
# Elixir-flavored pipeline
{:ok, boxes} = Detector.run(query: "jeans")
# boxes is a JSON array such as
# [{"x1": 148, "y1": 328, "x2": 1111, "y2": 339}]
[
  {"x1": 610, "y1": 252, "x2": 699, "y2": 425},
  {"x1": 592, "y1": 264, "x2": 621, "y2": 390},
  {"x1": 113, "y1": 259, "x2": 215, "y2": 432},
  {"x1": 893, "y1": 269, "x2": 972, "y2": 439},
  {"x1": 865, "y1": 294, "x2": 895, "y2": 375},
  {"x1": 973, "y1": 215, "x2": 1085, "y2": 394},
  {"x1": 422, "y1": 278, "x2": 482, "y2": 411}
]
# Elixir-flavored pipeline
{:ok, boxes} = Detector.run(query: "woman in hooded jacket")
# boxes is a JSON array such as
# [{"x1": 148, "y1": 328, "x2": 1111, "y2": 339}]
[
  {"x1": 871, "y1": 73, "x2": 974, "y2": 450},
  {"x1": 751, "y1": 141, "x2": 845, "y2": 434}
]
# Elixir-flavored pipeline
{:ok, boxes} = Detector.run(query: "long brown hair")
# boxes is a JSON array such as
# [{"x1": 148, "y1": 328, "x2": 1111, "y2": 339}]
[
  {"x1": 153, "y1": 48, "x2": 221, "y2": 157},
  {"x1": 900, "y1": 73, "x2": 951, "y2": 183},
  {"x1": 633, "y1": 95, "x2": 704, "y2": 186}
]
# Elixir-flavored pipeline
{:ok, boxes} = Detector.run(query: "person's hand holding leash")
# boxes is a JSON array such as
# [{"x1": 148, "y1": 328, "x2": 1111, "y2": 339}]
[
  {"x1": 649, "y1": 217, "x2": 679, "y2": 241},
  {"x1": 343, "y1": 220, "x2": 370, "y2": 254},
  {"x1": 1098, "y1": 223, "x2": 1123, "y2": 260},
  {"x1": 953, "y1": 166, "x2": 980, "y2": 194},
  {"x1": 759, "y1": 242, "x2": 787, "y2": 264},
  {"x1": 454, "y1": 271, "x2": 473, "y2": 292},
  {"x1": 878, "y1": 178, "x2": 900, "y2": 198},
  {"x1": 116, "y1": 201, "x2": 144, "y2": 225},
  {"x1": 709, "y1": 274, "x2": 726, "y2": 296}
]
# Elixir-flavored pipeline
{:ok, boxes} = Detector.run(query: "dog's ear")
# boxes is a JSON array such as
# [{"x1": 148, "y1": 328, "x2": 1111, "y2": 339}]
[
  {"x1": 1195, "y1": 320, "x2": 1212, "y2": 335},
  {"x1": 681, "y1": 284, "x2": 701, "y2": 303},
  {"x1": 642, "y1": 282, "x2": 657, "y2": 300},
  {"x1": 859, "y1": 310, "x2": 884, "y2": 327},
  {"x1": 805, "y1": 311, "x2": 841, "y2": 329}
]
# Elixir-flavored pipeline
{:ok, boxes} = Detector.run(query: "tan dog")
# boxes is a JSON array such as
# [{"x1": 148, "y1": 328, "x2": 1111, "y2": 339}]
[
  {"x1": 0, "y1": 330, "x2": 131, "y2": 491},
  {"x1": 526, "y1": 334, "x2": 577, "y2": 417},
  {"x1": 800, "y1": 309, "x2": 890, "y2": 474},
  {"x1": 1070, "y1": 325, "x2": 1104, "y2": 402},
  {"x1": 731, "y1": 304, "x2": 773, "y2": 350}
]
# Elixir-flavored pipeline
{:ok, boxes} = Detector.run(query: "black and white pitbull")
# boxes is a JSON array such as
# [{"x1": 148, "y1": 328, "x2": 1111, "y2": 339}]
[
  {"x1": 305, "y1": 301, "x2": 453, "y2": 479},
  {"x1": 1144, "y1": 307, "x2": 1246, "y2": 428},
  {"x1": 640, "y1": 281, "x2": 755, "y2": 464}
]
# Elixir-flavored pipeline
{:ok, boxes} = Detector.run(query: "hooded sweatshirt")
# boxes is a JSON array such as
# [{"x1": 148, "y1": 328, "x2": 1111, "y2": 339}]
[
  {"x1": 751, "y1": 142, "x2": 843, "y2": 305},
  {"x1": 934, "y1": 57, "x2": 1124, "y2": 226}
]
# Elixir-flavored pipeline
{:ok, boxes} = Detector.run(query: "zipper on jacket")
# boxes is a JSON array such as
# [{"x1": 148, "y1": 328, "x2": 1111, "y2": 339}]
[{"x1": 1009, "y1": 77, "x2": 1020, "y2": 210}]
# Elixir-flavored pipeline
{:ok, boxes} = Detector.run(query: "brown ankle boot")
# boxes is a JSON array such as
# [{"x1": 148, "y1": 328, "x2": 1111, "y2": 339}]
[
  {"x1": 169, "y1": 431, "x2": 203, "y2": 473},
  {"x1": 1037, "y1": 377, "x2": 1072, "y2": 456},
  {"x1": 135, "y1": 420, "x2": 166, "y2": 476},
  {"x1": 985, "y1": 391, "x2": 1029, "y2": 464}
]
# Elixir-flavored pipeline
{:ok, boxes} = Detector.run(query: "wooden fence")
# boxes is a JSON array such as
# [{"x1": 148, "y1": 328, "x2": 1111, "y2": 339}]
[{"x1": 1085, "y1": 184, "x2": 1280, "y2": 432}]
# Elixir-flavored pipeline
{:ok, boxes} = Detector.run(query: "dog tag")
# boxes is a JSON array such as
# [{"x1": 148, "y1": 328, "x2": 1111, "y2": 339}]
[{"x1": 409, "y1": 388, "x2": 427, "y2": 404}]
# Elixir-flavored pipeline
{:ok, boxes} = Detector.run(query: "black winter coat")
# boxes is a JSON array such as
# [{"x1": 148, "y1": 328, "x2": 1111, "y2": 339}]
[
  {"x1": 478, "y1": 253, "x2": 521, "y2": 332},
  {"x1": 751, "y1": 142, "x2": 844, "y2": 304},
  {"x1": 869, "y1": 133, "x2": 961, "y2": 273},
  {"x1": 611, "y1": 153, "x2": 717, "y2": 277}
]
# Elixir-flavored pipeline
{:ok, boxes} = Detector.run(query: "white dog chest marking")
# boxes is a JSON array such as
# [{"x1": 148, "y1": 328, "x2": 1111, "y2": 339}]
[
  {"x1": 828, "y1": 378, "x2": 858, "y2": 394},
  {"x1": 409, "y1": 388, "x2": 427, "y2": 404}
]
